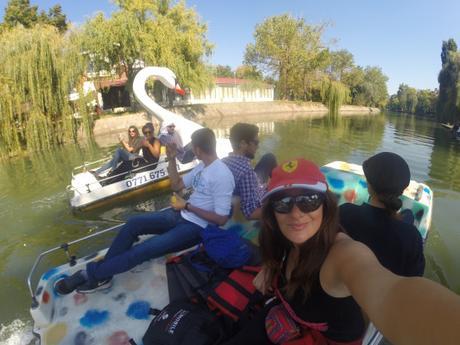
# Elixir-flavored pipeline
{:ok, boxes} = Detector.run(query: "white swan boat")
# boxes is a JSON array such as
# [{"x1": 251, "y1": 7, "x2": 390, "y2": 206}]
[
  {"x1": 68, "y1": 67, "x2": 232, "y2": 211},
  {"x1": 29, "y1": 133, "x2": 434, "y2": 344}
]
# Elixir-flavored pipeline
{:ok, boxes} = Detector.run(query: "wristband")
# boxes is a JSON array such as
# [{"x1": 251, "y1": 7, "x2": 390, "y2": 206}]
[{"x1": 185, "y1": 202, "x2": 190, "y2": 211}]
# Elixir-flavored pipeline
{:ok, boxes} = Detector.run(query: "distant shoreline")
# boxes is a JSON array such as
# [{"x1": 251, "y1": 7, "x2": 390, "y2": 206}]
[{"x1": 91, "y1": 101, "x2": 380, "y2": 147}]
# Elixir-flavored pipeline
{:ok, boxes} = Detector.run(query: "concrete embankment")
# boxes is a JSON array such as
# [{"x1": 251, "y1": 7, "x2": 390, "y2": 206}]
[{"x1": 91, "y1": 101, "x2": 380, "y2": 147}]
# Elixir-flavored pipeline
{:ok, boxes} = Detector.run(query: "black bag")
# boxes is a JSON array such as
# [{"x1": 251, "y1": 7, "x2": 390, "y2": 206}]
[{"x1": 142, "y1": 300, "x2": 225, "y2": 345}]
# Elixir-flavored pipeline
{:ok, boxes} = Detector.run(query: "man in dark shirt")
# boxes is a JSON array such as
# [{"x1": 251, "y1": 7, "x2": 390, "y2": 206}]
[{"x1": 340, "y1": 152, "x2": 425, "y2": 277}]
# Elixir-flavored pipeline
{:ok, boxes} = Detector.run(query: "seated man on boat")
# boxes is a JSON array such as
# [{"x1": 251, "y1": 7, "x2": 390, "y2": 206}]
[
  {"x1": 139, "y1": 122, "x2": 161, "y2": 165},
  {"x1": 159, "y1": 121, "x2": 195, "y2": 164},
  {"x1": 92, "y1": 125, "x2": 143, "y2": 177},
  {"x1": 339, "y1": 152, "x2": 425, "y2": 277},
  {"x1": 55, "y1": 127, "x2": 235, "y2": 294},
  {"x1": 222, "y1": 123, "x2": 277, "y2": 220}
]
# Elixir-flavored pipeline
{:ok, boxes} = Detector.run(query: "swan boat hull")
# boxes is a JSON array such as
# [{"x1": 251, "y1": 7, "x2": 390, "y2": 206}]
[
  {"x1": 29, "y1": 161, "x2": 433, "y2": 345},
  {"x1": 68, "y1": 156, "x2": 197, "y2": 212},
  {"x1": 68, "y1": 66, "x2": 233, "y2": 211}
]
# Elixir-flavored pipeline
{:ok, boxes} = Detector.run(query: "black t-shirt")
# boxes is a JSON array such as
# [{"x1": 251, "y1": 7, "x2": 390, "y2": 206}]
[
  {"x1": 339, "y1": 203, "x2": 425, "y2": 277},
  {"x1": 142, "y1": 137, "x2": 159, "y2": 164},
  {"x1": 278, "y1": 270, "x2": 364, "y2": 342}
]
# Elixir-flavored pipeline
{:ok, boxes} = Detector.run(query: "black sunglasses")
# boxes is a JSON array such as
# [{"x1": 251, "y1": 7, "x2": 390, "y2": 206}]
[
  {"x1": 271, "y1": 193, "x2": 324, "y2": 214},
  {"x1": 143, "y1": 130, "x2": 152, "y2": 135}
]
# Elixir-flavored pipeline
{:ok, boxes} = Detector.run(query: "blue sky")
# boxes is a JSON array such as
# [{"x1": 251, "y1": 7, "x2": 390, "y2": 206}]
[{"x1": 1, "y1": 0, "x2": 459, "y2": 94}]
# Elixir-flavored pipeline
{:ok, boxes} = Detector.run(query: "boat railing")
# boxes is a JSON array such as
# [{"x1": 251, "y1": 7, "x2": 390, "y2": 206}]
[
  {"x1": 71, "y1": 156, "x2": 112, "y2": 175},
  {"x1": 70, "y1": 158, "x2": 171, "y2": 192},
  {"x1": 27, "y1": 223, "x2": 124, "y2": 308}
]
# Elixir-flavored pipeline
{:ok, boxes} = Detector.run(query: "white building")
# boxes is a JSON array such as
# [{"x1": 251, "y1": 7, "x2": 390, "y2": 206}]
[{"x1": 182, "y1": 77, "x2": 274, "y2": 105}]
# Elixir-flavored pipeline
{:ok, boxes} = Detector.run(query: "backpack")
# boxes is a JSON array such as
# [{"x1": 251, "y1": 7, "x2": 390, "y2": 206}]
[
  {"x1": 142, "y1": 300, "x2": 225, "y2": 345},
  {"x1": 166, "y1": 251, "x2": 263, "y2": 322}
]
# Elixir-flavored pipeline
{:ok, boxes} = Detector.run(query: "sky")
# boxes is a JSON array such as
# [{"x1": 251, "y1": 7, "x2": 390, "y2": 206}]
[{"x1": 1, "y1": 0, "x2": 459, "y2": 94}]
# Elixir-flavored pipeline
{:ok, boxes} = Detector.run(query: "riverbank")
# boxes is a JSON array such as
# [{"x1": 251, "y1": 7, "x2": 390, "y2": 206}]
[{"x1": 92, "y1": 101, "x2": 379, "y2": 146}]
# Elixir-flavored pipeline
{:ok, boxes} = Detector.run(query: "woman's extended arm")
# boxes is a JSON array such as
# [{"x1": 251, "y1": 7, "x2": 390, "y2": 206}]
[{"x1": 329, "y1": 239, "x2": 460, "y2": 345}]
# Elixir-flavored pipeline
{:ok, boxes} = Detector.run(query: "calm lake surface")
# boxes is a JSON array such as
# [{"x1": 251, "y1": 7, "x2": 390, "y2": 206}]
[{"x1": 1, "y1": 112, "x2": 459, "y2": 343}]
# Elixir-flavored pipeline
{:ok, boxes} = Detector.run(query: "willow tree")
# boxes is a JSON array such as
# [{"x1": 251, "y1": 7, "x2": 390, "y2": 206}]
[
  {"x1": 0, "y1": 25, "x2": 91, "y2": 158},
  {"x1": 321, "y1": 79, "x2": 350, "y2": 117},
  {"x1": 78, "y1": 0, "x2": 213, "y2": 103}
]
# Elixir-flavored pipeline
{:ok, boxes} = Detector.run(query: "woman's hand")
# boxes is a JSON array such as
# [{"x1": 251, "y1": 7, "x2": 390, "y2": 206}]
[
  {"x1": 170, "y1": 192, "x2": 187, "y2": 210},
  {"x1": 253, "y1": 266, "x2": 272, "y2": 295}
]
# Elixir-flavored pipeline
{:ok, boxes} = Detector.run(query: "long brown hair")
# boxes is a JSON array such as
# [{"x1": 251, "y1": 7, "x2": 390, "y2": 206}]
[{"x1": 259, "y1": 190, "x2": 339, "y2": 299}]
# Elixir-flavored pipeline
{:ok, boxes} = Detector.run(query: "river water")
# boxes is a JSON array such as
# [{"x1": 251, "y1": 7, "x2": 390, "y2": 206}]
[{"x1": 1, "y1": 112, "x2": 459, "y2": 344}]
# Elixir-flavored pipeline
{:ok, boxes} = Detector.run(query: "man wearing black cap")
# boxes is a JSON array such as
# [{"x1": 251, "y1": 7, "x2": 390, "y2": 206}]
[{"x1": 339, "y1": 152, "x2": 425, "y2": 277}]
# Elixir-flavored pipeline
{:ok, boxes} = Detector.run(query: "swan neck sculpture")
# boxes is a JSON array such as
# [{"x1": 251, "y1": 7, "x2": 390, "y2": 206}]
[{"x1": 132, "y1": 66, "x2": 203, "y2": 145}]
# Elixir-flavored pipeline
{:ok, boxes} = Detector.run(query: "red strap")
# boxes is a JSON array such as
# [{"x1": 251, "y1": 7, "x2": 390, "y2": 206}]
[{"x1": 274, "y1": 276, "x2": 328, "y2": 332}]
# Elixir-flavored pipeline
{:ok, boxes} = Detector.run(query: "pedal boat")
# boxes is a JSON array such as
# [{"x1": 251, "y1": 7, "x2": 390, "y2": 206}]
[{"x1": 29, "y1": 158, "x2": 433, "y2": 345}]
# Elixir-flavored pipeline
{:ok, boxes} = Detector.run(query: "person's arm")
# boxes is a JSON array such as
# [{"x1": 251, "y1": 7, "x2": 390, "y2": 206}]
[
  {"x1": 118, "y1": 134, "x2": 134, "y2": 152},
  {"x1": 170, "y1": 192, "x2": 229, "y2": 226},
  {"x1": 329, "y1": 238, "x2": 460, "y2": 345},
  {"x1": 166, "y1": 143, "x2": 185, "y2": 191},
  {"x1": 239, "y1": 170, "x2": 264, "y2": 220}
]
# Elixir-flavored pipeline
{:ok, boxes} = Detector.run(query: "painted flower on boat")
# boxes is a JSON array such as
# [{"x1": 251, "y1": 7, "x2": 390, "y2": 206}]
[
  {"x1": 344, "y1": 189, "x2": 357, "y2": 203},
  {"x1": 74, "y1": 292, "x2": 88, "y2": 305},
  {"x1": 108, "y1": 331, "x2": 131, "y2": 345},
  {"x1": 126, "y1": 300, "x2": 151, "y2": 320},
  {"x1": 80, "y1": 309, "x2": 110, "y2": 328},
  {"x1": 42, "y1": 291, "x2": 50, "y2": 304}
]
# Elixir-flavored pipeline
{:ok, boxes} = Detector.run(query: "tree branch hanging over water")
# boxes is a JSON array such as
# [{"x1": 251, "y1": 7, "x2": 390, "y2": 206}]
[{"x1": 0, "y1": 25, "x2": 92, "y2": 159}]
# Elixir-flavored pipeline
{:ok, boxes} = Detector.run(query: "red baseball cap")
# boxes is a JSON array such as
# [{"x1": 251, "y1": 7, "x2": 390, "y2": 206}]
[{"x1": 263, "y1": 158, "x2": 328, "y2": 201}]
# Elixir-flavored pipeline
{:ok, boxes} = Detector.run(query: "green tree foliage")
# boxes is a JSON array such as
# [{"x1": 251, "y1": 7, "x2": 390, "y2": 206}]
[
  {"x1": 441, "y1": 38, "x2": 457, "y2": 66},
  {"x1": 328, "y1": 49, "x2": 354, "y2": 81},
  {"x1": 416, "y1": 89, "x2": 437, "y2": 115},
  {"x1": 42, "y1": 5, "x2": 68, "y2": 33},
  {"x1": 79, "y1": 0, "x2": 212, "y2": 98},
  {"x1": 244, "y1": 14, "x2": 324, "y2": 100},
  {"x1": 213, "y1": 65, "x2": 234, "y2": 77},
  {"x1": 321, "y1": 79, "x2": 350, "y2": 117},
  {"x1": 0, "y1": 26, "x2": 91, "y2": 158},
  {"x1": 387, "y1": 83, "x2": 437, "y2": 116},
  {"x1": 3, "y1": 0, "x2": 68, "y2": 32},
  {"x1": 437, "y1": 39, "x2": 460, "y2": 123},
  {"x1": 235, "y1": 65, "x2": 263, "y2": 80},
  {"x1": 3, "y1": 0, "x2": 38, "y2": 28},
  {"x1": 244, "y1": 15, "x2": 388, "y2": 111},
  {"x1": 343, "y1": 66, "x2": 388, "y2": 108}
]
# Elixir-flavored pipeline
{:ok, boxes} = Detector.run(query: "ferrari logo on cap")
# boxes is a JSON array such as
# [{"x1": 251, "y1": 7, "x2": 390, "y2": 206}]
[{"x1": 282, "y1": 160, "x2": 298, "y2": 173}]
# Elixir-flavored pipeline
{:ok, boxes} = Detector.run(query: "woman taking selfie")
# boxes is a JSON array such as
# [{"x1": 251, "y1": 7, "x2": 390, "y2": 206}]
[
  {"x1": 224, "y1": 158, "x2": 365, "y2": 344},
  {"x1": 223, "y1": 158, "x2": 459, "y2": 345}
]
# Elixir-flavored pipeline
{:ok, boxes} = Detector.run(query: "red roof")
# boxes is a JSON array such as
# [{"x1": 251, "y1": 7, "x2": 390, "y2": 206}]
[{"x1": 215, "y1": 77, "x2": 247, "y2": 85}]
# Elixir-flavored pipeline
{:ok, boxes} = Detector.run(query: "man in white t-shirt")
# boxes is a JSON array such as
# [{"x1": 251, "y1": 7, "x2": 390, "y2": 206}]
[{"x1": 55, "y1": 128, "x2": 235, "y2": 295}]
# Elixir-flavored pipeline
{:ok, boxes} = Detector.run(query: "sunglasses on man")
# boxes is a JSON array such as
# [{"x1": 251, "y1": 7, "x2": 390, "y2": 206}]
[{"x1": 271, "y1": 193, "x2": 324, "y2": 214}]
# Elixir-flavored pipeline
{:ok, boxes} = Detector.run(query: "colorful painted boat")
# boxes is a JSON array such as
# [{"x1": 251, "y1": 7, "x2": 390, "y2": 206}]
[
  {"x1": 68, "y1": 67, "x2": 232, "y2": 211},
  {"x1": 28, "y1": 160, "x2": 433, "y2": 345}
]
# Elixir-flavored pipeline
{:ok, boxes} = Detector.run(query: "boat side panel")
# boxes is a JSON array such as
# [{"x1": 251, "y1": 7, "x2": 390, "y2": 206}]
[{"x1": 32, "y1": 248, "x2": 170, "y2": 345}]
